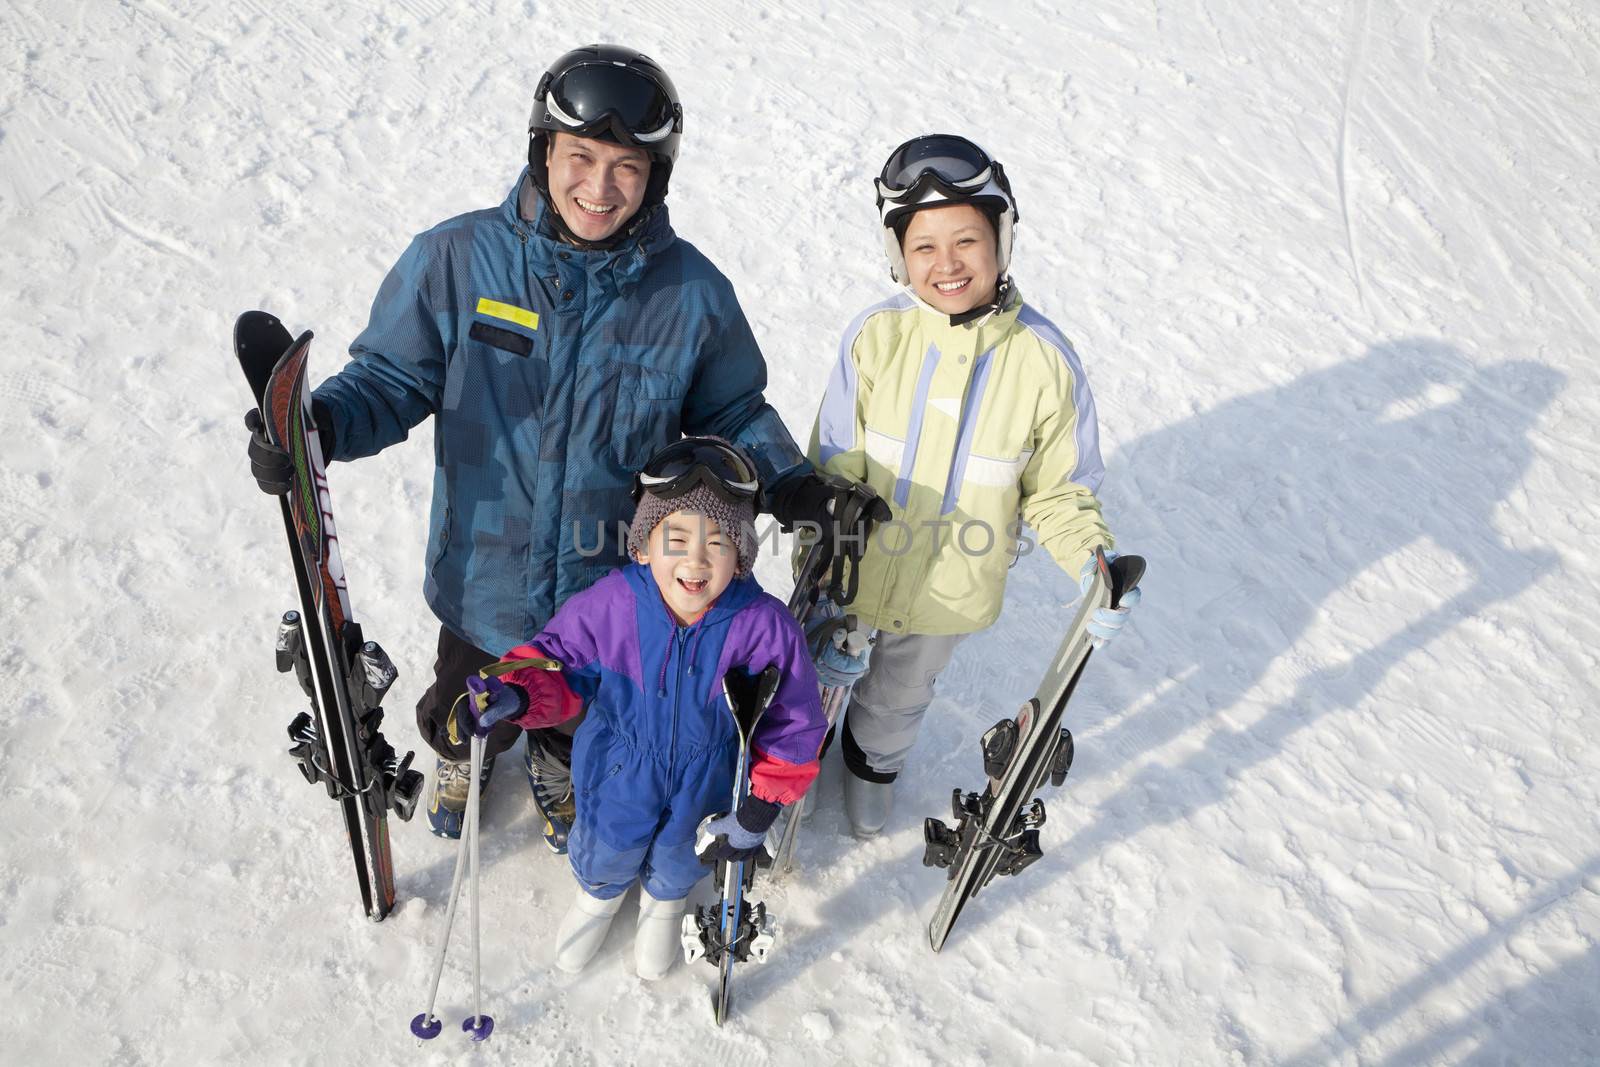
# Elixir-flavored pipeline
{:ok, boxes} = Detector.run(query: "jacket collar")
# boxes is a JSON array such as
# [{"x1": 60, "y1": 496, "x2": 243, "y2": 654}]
[
  {"x1": 910, "y1": 281, "x2": 1024, "y2": 343},
  {"x1": 624, "y1": 562, "x2": 759, "y2": 634}
]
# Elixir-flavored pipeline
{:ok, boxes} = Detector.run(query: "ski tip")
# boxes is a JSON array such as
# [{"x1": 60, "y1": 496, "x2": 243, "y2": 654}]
[
  {"x1": 234, "y1": 309, "x2": 281, "y2": 332},
  {"x1": 1105, "y1": 552, "x2": 1146, "y2": 607},
  {"x1": 463, "y1": 1014, "x2": 495, "y2": 1042},
  {"x1": 410, "y1": 1013, "x2": 443, "y2": 1040}
]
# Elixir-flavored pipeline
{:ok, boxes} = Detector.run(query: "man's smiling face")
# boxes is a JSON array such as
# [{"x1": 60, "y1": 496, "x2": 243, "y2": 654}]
[{"x1": 544, "y1": 131, "x2": 651, "y2": 243}]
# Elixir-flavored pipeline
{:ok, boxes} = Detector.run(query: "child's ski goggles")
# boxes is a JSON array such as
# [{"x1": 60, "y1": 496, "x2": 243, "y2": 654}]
[{"x1": 632, "y1": 437, "x2": 761, "y2": 506}]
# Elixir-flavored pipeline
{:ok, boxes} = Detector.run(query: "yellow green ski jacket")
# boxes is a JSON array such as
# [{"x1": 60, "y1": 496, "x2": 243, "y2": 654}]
[{"x1": 808, "y1": 289, "x2": 1112, "y2": 636}]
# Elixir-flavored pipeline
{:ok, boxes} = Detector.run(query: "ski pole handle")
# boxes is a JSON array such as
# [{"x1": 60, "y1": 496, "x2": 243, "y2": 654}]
[{"x1": 480, "y1": 656, "x2": 562, "y2": 677}]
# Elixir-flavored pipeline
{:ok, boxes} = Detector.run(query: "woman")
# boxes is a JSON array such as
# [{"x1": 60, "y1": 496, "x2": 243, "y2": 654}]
[{"x1": 806, "y1": 134, "x2": 1142, "y2": 836}]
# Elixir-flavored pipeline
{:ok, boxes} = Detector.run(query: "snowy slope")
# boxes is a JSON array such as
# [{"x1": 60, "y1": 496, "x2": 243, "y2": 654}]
[{"x1": 3, "y1": 1, "x2": 1598, "y2": 1063}]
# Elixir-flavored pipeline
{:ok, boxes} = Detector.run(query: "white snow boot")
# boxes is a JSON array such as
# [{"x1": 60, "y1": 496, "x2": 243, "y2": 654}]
[
  {"x1": 634, "y1": 889, "x2": 688, "y2": 981},
  {"x1": 554, "y1": 884, "x2": 624, "y2": 973},
  {"x1": 843, "y1": 771, "x2": 894, "y2": 838}
]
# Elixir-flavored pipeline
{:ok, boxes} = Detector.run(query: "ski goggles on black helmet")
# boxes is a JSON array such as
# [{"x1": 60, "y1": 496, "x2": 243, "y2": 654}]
[
  {"x1": 874, "y1": 134, "x2": 1014, "y2": 224},
  {"x1": 632, "y1": 437, "x2": 761, "y2": 507},
  {"x1": 533, "y1": 56, "x2": 682, "y2": 157}
]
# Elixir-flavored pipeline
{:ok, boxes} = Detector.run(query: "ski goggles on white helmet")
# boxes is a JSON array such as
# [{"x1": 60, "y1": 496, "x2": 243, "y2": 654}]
[
  {"x1": 632, "y1": 437, "x2": 761, "y2": 506},
  {"x1": 875, "y1": 134, "x2": 1019, "y2": 287},
  {"x1": 874, "y1": 134, "x2": 1016, "y2": 225},
  {"x1": 533, "y1": 59, "x2": 681, "y2": 153}
]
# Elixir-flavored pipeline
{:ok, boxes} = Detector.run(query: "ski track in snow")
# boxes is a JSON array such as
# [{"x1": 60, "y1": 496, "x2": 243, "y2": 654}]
[
  {"x1": 1336, "y1": 0, "x2": 1371, "y2": 315},
  {"x1": 2, "y1": 1, "x2": 1599, "y2": 1064}
]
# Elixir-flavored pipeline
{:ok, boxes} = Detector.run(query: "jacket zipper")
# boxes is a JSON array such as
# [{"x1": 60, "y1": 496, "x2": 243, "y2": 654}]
[{"x1": 667, "y1": 626, "x2": 690, "y2": 783}]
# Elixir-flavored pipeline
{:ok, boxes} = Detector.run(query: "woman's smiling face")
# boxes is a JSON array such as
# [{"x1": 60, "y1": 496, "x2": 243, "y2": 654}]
[{"x1": 900, "y1": 202, "x2": 1000, "y2": 315}]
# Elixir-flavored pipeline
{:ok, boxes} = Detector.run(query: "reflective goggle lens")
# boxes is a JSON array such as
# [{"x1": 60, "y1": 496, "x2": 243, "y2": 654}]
[
  {"x1": 547, "y1": 63, "x2": 674, "y2": 135},
  {"x1": 878, "y1": 135, "x2": 994, "y2": 196},
  {"x1": 638, "y1": 439, "x2": 759, "y2": 497}
]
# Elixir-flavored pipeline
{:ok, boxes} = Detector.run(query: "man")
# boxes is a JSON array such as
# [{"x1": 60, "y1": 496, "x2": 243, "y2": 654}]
[{"x1": 246, "y1": 45, "x2": 884, "y2": 841}]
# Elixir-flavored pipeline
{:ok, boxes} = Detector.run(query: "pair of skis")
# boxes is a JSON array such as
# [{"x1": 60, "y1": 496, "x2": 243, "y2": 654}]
[
  {"x1": 682, "y1": 667, "x2": 784, "y2": 1026},
  {"x1": 680, "y1": 532, "x2": 871, "y2": 1022},
  {"x1": 923, "y1": 548, "x2": 1145, "y2": 951},
  {"x1": 234, "y1": 311, "x2": 425, "y2": 922}
]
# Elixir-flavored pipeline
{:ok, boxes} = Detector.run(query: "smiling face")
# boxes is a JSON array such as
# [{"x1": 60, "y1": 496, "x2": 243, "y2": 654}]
[
  {"x1": 637, "y1": 510, "x2": 739, "y2": 625},
  {"x1": 544, "y1": 131, "x2": 651, "y2": 243},
  {"x1": 900, "y1": 202, "x2": 1001, "y2": 315}
]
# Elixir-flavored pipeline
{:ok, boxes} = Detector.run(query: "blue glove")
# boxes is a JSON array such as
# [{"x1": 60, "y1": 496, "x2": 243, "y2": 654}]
[
  {"x1": 806, "y1": 604, "x2": 872, "y2": 690},
  {"x1": 1079, "y1": 550, "x2": 1142, "y2": 648},
  {"x1": 695, "y1": 802, "x2": 778, "y2": 865},
  {"x1": 462, "y1": 673, "x2": 525, "y2": 737}
]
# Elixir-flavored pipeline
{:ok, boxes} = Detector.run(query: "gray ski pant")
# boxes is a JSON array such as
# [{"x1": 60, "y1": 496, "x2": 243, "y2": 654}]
[{"x1": 842, "y1": 631, "x2": 966, "y2": 781}]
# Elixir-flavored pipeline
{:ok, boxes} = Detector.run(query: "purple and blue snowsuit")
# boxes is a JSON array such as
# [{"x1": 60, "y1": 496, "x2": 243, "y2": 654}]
[{"x1": 500, "y1": 563, "x2": 825, "y2": 901}]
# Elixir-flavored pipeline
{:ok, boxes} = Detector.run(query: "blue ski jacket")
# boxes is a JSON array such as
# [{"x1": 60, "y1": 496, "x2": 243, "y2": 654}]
[
  {"x1": 502, "y1": 564, "x2": 826, "y2": 901},
  {"x1": 312, "y1": 171, "x2": 807, "y2": 653}
]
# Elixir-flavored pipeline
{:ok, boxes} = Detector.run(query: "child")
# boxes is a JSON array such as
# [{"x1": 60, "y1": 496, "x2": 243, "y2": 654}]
[
  {"x1": 461, "y1": 437, "x2": 826, "y2": 979},
  {"x1": 807, "y1": 134, "x2": 1142, "y2": 837}
]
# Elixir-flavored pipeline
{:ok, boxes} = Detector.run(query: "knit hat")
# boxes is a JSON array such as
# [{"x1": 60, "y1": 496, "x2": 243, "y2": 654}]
[{"x1": 628, "y1": 483, "x2": 758, "y2": 578}]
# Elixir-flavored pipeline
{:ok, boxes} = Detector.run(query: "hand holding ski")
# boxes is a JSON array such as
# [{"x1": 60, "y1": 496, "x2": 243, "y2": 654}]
[
  {"x1": 697, "y1": 806, "x2": 777, "y2": 865},
  {"x1": 1080, "y1": 549, "x2": 1143, "y2": 647}
]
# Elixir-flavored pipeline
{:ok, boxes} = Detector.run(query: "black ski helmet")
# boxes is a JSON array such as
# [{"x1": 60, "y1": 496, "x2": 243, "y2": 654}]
[
  {"x1": 527, "y1": 45, "x2": 683, "y2": 235},
  {"x1": 874, "y1": 134, "x2": 1018, "y2": 287}
]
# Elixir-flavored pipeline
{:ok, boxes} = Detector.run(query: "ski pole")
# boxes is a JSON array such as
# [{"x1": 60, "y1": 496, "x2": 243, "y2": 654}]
[
  {"x1": 411, "y1": 686, "x2": 504, "y2": 1041},
  {"x1": 409, "y1": 769, "x2": 471, "y2": 1040},
  {"x1": 411, "y1": 658, "x2": 557, "y2": 1039},
  {"x1": 461, "y1": 731, "x2": 493, "y2": 1041}
]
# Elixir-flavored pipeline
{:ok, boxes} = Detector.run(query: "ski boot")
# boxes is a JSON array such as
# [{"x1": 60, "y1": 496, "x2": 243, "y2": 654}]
[
  {"x1": 427, "y1": 753, "x2": 496, "y2": 839},
  {"x1": 524, "y1": 730, "x2": 576, "y2": 854},
  {"x1": 553, "y1": 884, "x2": 624, "y2": 974},
  {"x1": 635, "y1": 889, "x2": 689, "y2": 980},
  {"x1": 843, "y1": 770, "x2": 894, "y2": 838}
]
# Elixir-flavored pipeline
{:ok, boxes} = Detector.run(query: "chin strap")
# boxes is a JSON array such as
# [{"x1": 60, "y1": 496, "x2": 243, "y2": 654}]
[{"x1": 906, "y1": 275, "x2": 1015, "y2": 328}]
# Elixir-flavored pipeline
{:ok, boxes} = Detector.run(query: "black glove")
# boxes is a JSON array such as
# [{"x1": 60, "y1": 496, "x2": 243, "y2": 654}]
[
  {"x1": 244, "y1": 402, "x2": 336, "y2": 496},
  {"x1": 695, "y1": 795, "x2": 782, "y2": 865},
  {"x1": 768, "y1": 471, "x2": 892, "y2": 603},
  {"x1": 245, "y1": 408, "x2": 292, "y2": 495}
]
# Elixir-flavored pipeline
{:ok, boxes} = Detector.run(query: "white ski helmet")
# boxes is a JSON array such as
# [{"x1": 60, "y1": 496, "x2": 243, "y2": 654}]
[{"x1": 875, "y1": 134, "x2": 1018, "y2": 286}]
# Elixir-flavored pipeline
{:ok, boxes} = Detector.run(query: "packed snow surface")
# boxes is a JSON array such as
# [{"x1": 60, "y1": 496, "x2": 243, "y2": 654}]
[{"x1": 3, "y1": 1, "x2": 1598, "y2": 1064}]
